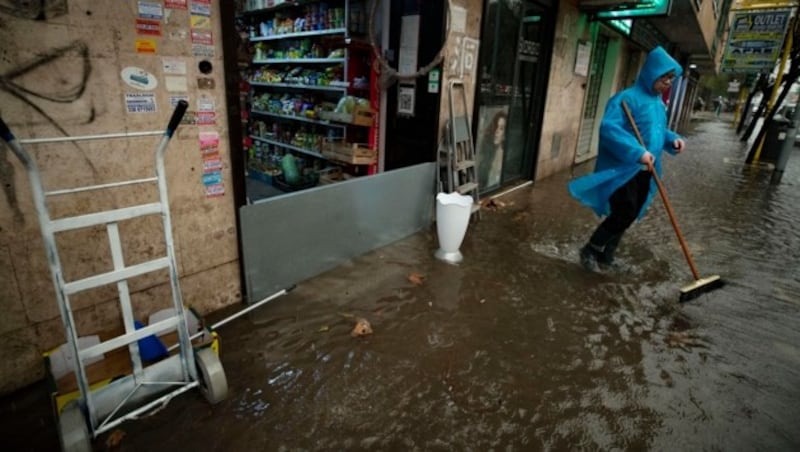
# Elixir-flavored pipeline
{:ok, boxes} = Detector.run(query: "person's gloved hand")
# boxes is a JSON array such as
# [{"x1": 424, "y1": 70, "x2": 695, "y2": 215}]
[{"x1": 673, "y1": 138, "x2": 686, "y2": 153}]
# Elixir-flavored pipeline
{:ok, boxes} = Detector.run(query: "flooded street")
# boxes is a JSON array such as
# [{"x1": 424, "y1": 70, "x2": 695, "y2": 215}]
[{"x1": 4, "y1": 115, "x2": 799, "y2": 451}]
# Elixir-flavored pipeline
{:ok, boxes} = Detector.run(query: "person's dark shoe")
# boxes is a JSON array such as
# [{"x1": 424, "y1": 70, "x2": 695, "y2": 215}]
[
  {"x1": 597, "y1": 234, "x2": 622, "y2": 268},
  {"x1": 579, "y1": 244, "x2": 601, "y2": 271}
]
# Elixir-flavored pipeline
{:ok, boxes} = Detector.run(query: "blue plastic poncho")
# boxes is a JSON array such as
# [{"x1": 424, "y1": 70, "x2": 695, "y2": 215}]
[{"x1": 568, "y1": 46, "x2": 683, "y2": 219}]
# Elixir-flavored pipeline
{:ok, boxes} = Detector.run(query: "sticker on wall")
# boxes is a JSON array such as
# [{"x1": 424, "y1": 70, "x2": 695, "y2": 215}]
[
  {"x1": 180, "y1": 111, "x2": 197, "y2": 125},
  {"x1": 197, "y1": 94, "x2": 214, "y2": 112},
  {"x1": 202, "y1": 171, "x2": 222, "y2": 186},
  {"x1": 165, "y1": 0, "x2": 187, "y2": 9},
  {"x1": 135, "y1": 38, "x2": 158, "y2": 54},
  {"x1": 197, "y1": 77, "x2": 215, "y2": 89},
  {"x1": 165, "y1": 76, "x2": 188, "y2": 92},
  {"x1": 205, "y1": 183, "x2": 225, "y2": 198},
  {"x1": 125, "y1": 92, "x2": 157, "y2": 114},
  {"x1": 192, "y1": 44, "x2": 214, "y2": 58},
  {"x1": 190, "y1": 2, "x2": 211, "y2": 16},
  {"x1": 136, "y1": 18, "x2": 162, "y2": 36},
  {"x1": 448, "y1": 36, "x2": 480, "y2": 78},
  {"x1": 168, "y1": 29, "x2": 189, "y2": 41},
  {"x1": 202, "y1": 155, "x2": 223, "y2": 173},
  {"x1": 190, "y1": 14, "x2": 211, "y2": 28},
  {"x1": 397, "y1": 83, "x2": 415, "y2": 117},
  {"x1": 162, "y1": 57, "x2": 187, "y2": 75},
  {"x1": 191, "y1": 30, "x2": 212, "y2": 45},
  {"x1": 169, "y1": 94, "x2": 189, "y2": 107},
  {"x1": 451, "y1": 6, "x2": 467, "y2": 33},
  {"x1": 199, "y1": 131, "x2": 219, "y2": 155},
  {"x1": 427, "y1": 68, "x2": 440, "y2": 94},
  {"x1": 121, "y1": 67, "x2": 158, "y2": 90},
  {"x1": 138, "y1": 1, "x2": 163, "y2": 20},
  {"x1": 196, "y1": 111, "x2": 216, "y2": 125}
]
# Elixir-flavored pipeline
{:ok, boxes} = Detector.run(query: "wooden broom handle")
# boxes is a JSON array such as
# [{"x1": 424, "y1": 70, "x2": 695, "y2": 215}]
[{"x1": 621, "y1": 101, "x2": 700, "y2": 280}]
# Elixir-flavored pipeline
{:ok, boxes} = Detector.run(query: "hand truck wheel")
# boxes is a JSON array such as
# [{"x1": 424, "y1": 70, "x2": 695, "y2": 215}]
[
  {"x1": 195, "y1": 347, "x2": 228, "y2": 404},
  {"x1": 58, "y1": 401, "x2": 92, "y2": 452}
]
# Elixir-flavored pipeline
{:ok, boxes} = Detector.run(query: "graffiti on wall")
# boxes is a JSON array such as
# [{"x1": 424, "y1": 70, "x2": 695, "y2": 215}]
[
  {"x1": 1, "y1": 40, "x2": 92, "y2": 135},
  {"x1": 448, "y1": 36, "x2": 480, "y2": 79},
  {"x1": 0, "y1": 40, "x2": 95, "y2": 222},
  {"x1": 0, "y1": 2, "x2": 95, "y2": 223},
  {"x1": 0, "y1": 0, "x2": 68, "y2": 21}
]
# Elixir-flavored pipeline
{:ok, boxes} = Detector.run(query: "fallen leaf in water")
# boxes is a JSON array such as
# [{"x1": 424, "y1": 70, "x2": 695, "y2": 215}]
[
  {"x1": 351, "y1": 318, "x2": 373, "y2": 337},
  {"x1": 482, "y1": 199, "x2": 506, "y2": 210},
  {"x1": 105, "y1": 429, "x2": 126, "y2": 450},
  {"x1": 408, "y1": 272, "x2": 425, "y2": 286},
  {"x1": 318, "y1": 325, "x2": 330, "y2": 332},
  {"x1": 666, "y1": 331, "x2": 706, "y2": 351},
  {"x1": 479, "y1": 299, "x2": 486, "y2": 304}
]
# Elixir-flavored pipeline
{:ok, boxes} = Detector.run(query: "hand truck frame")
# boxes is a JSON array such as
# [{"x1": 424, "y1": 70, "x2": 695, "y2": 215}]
[{"x1": 0, "y1": 101, "x2": 228, "y2": 451}]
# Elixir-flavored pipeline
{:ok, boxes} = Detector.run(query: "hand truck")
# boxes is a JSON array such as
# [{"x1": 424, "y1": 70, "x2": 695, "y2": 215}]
[{"x1": 0, "y1": 101, "x2": 228, "y2": 452}]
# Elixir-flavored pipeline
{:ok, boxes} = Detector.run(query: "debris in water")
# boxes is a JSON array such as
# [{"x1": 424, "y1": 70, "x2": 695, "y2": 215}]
[
  {"x1": 318, "y1": 325, "x2": 330, "y2": 332},
  {"x1": 105, "y1": 429, "x2": 126, "y2": 450},
  {"x1": 482, "y1": 198, "x2": 507, "y2": 210},
  {"x1": 408, "y1": 272, "x2": 425, "y2": 286},
  {"x1": 351, "y1": 318, "x2": 373, "y2": 337}
]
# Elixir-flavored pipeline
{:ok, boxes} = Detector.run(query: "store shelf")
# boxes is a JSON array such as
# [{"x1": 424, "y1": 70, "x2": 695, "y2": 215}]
[
  {"x1": 253, "y1": 58, "x2": 346, "y2": 65},
  {"x1": 241, "y1": 0, "x2": 306, "y2": 16},
  {"x1": 250, "y1": 81, "x2": 348, "y2": 91},
  {"x1": 250, "y1": 135, "x2": 325, "y2": 159},
  {"x1": 251, "y1": 109, "x2": 345, "y2": 128},
  {"x1": 250, "y1": 28, "x2": 347, "y2": 42}
]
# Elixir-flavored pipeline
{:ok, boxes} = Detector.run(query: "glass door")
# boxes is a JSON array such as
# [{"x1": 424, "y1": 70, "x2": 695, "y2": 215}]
[{"x1": 475, "y1": 0, "x2": 555, "y2": 193}]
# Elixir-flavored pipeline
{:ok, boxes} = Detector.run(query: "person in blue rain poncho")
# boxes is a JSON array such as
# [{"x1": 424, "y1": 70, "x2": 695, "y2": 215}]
[{"x1": 568, "y1": 46, "x2": 686, "y2": 270}]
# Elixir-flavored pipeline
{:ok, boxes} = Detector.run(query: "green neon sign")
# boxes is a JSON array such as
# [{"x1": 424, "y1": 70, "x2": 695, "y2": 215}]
[
  {"x1": 608, "y1": 19, "x2": 633, "y2": 35},
  {"x1": 596, "y1": 0, "x2": 671, "y2": 19}
]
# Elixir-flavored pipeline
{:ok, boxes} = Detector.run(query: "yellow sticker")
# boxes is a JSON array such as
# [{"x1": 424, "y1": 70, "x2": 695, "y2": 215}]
[
  {"x1": 190, "y1": 14, "x2": 211, "y2": 29},
  {"x1": 135, "y1": 38, "x2": 157, "y2": 54}
]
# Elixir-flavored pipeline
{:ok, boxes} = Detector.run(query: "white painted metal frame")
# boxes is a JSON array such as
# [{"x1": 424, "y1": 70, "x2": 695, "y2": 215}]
[{"x1": 0, "y1": 102, "x2": 200, "y2": 438}]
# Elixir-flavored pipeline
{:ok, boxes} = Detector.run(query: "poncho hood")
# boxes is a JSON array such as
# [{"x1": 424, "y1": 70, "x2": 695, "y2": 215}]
[{"x1": 636, "y1": 46, "x2": 683, "y2": 95}]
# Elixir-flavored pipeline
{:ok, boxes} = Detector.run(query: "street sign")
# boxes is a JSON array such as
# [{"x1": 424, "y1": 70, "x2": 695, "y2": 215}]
[{"x1": 721, "y1": 9, "x2": 791, "y2": 73}]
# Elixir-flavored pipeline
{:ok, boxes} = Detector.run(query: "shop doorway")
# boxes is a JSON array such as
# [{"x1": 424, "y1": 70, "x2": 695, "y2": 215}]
[
  {"x1": 383, "y1": 0, "x2": 445, "y2": 170},
  {"x1": 574, "y1": 27, "x2": 621, "y2": 164},
  {"x1": 474, "y1": 0, "x2": 556, "y2": 193}
]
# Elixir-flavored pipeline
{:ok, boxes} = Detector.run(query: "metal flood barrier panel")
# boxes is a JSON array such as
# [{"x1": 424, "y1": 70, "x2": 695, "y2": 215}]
[{"x1": 240, "y1": 163, "x2": 436, "y2": 301}]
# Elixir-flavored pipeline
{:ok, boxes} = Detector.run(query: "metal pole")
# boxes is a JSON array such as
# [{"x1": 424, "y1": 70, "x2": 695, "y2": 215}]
[{"x1": 771, "y1": 112, "x2": 797, "y2": 184}]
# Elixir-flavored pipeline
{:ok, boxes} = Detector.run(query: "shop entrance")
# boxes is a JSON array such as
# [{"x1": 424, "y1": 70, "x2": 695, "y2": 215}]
[
  {"x1": 474, "y1": 0, "x2": 556, "y2": 193},
  {"x1": 383, "y1": 0, "x2": 445, "y2": 170},
  {"x1": 574, "y1": 26, "x2": 621, "y2": 164}
]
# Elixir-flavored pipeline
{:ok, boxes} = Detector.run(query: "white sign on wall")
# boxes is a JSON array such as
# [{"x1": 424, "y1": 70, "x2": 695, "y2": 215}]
[{"x1": 574, "y1": 41, "x2": 592, "y2": 77}]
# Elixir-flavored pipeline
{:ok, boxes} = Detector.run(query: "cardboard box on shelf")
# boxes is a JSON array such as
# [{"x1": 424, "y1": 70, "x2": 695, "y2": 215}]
[
  {"x1": 322, "y1": 140, "x2": 376, "y2": 165},
  {"x1": 319, "y1": 104, "x2": 375, "y2": 127}
]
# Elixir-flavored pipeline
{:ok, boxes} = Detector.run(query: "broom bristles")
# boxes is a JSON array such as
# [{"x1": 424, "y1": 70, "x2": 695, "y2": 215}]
[{"x1": 679, "y1": 275, "x2": 724, "y2": 302}]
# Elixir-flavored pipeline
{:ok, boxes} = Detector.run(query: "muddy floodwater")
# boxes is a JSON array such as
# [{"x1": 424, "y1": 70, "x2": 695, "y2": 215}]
[{"x1": 3, "y1": 115, "x2": 799, "y2": 451}]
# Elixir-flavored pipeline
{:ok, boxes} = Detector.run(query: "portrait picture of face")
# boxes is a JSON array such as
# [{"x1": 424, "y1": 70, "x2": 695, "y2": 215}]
[{"x1": 476, "y1": 105, "x2": 509, "y2": 190}]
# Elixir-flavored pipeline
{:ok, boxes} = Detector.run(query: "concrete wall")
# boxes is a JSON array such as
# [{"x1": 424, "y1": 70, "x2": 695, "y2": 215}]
[
  {"x1": 696, "y1": 0, "x2": 721, "y2": 59},
  {"x1": 0, "y1": 0, "x2": 240, "y2": 395},
  {"x1": 535, "y1": 0, "x2": 592, "y2": 180},
  {"x1": 437, "y1": 0, "x2": 484, "y2": 145}
]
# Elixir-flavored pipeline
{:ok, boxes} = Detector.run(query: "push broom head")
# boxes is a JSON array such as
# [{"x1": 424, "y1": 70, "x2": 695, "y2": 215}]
[{"x1": 679, "y1": 275, "x2": 724, "y2": 302}]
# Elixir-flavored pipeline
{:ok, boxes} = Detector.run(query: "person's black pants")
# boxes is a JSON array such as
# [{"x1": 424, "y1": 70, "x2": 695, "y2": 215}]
[{"x1": 589, "y1": 170, "x2": 652, "y2": 247}]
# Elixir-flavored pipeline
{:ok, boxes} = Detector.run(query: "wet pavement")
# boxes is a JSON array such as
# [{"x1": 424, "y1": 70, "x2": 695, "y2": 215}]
[{"x1": 3, "y1": 113, "x2": 800, "y2": 451}]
